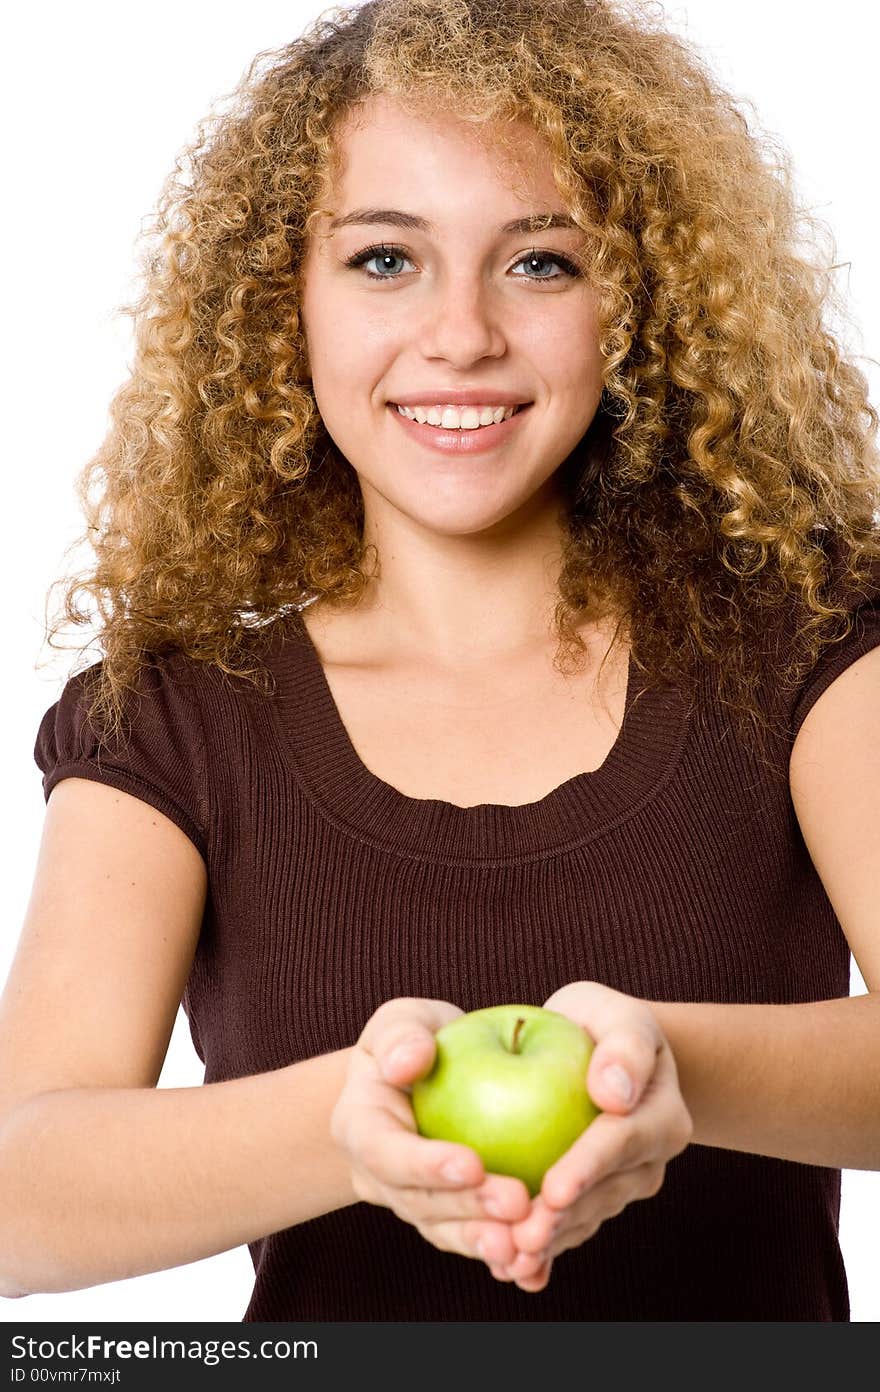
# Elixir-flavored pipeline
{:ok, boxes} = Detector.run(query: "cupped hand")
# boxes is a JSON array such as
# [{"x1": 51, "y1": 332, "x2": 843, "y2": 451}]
[
  {"x1": 330, "y1": 996, "x2": 533, "y2": 1273},
  {"x1": 488, "y1": 982, "x2": 694, "y2": 1292}
]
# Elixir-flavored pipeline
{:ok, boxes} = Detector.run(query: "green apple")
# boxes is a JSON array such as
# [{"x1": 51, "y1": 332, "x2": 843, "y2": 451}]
[{"x1": 411, "y1": 1004, "x2": 600, "y2": 1198}]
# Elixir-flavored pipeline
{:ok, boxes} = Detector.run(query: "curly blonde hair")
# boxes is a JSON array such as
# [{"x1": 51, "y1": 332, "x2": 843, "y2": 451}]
[{"x1": 42, "y1": 0, "x2": 880, "y2": 767}]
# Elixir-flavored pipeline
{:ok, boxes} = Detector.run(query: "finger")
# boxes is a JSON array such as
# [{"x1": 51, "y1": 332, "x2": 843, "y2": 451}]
[
  {"x1": 543, "y1": 1119, "x2": 673, "y2": 1219},
  {"x1": 398, "y1": 1172, "x2": 533, "y2": 1225},
  {"x1": 512, "y1": 1257, "x2": 554, "y2": 1292},
  {"x1": 538, "y1": 1107, "x2": 648, "y2": 1211},
  {"x1": 358, "y1": 998, "x2": 464, "y2": 1086},
  {"x1": 419, "y1": 1217, "x2": 520, "y2": 1267},
  {"x1": 508, "y1": 1193, "x2": 567, "y2": 1254},
  {"x1": 539, "y1": 1044, "x2": 682, "y2": 1211},
  {"x1": 346, "y1": 1096, "x2": 486, "y2": 1190},
  {"x1": 380, "y1": 1032, "x2": 438, "y2": 1088},
  {"x1": 345, "y1": 1068, "x2": 461, "y2": 1188},
  {"x1": 488, "y1": 1255, "x2": 553, "y2": 1290},
  {"x1": 588, "y1": 1042, "x2": 688, "y2": 1173},
  {"x1": 543, "y1": 1167, "x2": 655, "y2": 1258},
  {"x1": 542, "y1": 983, "x2": 665, "y2": 1104},
  {"x1": 544, "y1": 980, "x2": 662, "y2": 1032},
  {"x1": 511, "y1": 1169, "x2": 651, "y2": 1266},
  {"x1": 507, "y1": 1246, "x2": 552, "y2": 1281},
  {"x1": 343, "y1": 1046, "x2": 502, "y2": 1197},
  {"x1": 586, "y1": 1024, "x2": 662, "y2": 1115},
  {"x1": 369, "y1": 1173, "x2": 532, "y2": 1229}
]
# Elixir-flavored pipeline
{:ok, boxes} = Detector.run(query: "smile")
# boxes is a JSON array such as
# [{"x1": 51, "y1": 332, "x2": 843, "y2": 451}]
[
  {"x1": 394, "y1": 403, "x2": 525, "y2": 429},
  {"x1": 387, "y1": 402, "x2": 532, "y2": 457}
]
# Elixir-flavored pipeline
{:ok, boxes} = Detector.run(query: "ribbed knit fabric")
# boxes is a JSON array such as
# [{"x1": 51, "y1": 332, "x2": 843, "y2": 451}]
[{"x1": 33, "y1": 546, "x2": 880, "y2": 1321}]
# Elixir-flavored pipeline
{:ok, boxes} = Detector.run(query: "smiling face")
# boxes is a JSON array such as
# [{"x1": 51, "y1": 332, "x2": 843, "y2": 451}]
[{"x1": 299, "y1": 93, "x2": 605, "y2": 542}]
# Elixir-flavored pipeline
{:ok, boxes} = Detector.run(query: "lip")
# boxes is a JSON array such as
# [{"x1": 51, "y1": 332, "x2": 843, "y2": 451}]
[
  {"x1": 388, "y1": 401, "x2": 532, "y2": 455},
  {"x1": 388, "y1": 389, "x2": 531, "y2": 408}
]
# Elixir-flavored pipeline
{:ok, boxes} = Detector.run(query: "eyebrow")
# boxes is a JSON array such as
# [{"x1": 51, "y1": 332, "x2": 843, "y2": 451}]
[{"x1": 327, "y1": 208, "x2": 580, "y2": 235}]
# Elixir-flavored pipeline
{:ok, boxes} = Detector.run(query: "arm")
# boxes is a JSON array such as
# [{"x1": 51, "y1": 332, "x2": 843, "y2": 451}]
[
  {"x1": 650, "y1": 992, "x2": 880, "y2": 1169},
  {"x1": 0, "y1": 1048, "x2": 356, "y2": 1297},
  {"x1": 655, "y1": 642, "x2": 880, "y2": 1171},
  {"x1": 0, "y1": 774, "x2": 358, "y2": 1299},
  {"x1": 502, "y1": 643, "x2": 880, "y2": 1276}
]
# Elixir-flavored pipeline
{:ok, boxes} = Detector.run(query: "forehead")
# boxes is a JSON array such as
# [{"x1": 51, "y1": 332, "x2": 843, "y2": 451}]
[{"x1": 324, "y1": 93, "x2": 559, "y2": 210}]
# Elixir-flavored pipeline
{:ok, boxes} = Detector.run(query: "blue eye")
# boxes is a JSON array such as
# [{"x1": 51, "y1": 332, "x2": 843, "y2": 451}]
[
  {"x1": 346, "y1": 244, "x2": 413, "y2": 279},
  {"x1": 510, "y1": 251, "x2": 580, "y2": 281},
  {"x1": 344, "y1": 242, "x2": 580, "y2": 283}
]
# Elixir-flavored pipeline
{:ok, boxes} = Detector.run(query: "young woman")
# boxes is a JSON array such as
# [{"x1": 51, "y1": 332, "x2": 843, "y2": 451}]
[{"x1": 3, "y1": 0, "x2": 879, "y2": 1320}]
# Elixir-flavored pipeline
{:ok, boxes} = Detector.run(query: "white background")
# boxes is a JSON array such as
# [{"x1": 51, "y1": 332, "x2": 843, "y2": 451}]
[{"x1": 2, "y1": 0, "x2": 878, "y2": 1323}]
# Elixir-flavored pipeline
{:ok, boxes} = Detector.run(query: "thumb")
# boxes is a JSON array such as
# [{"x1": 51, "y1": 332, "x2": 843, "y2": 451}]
[
  {"x1": 359, "y1": 998, "x2": 463, "y2": 1085},
  {"x1": 380, "y1": 1030, "x2": 437, "y2": 1084},
  {"x1": 587, "y1": 1027, "x2": 658, "y2": 1113}
]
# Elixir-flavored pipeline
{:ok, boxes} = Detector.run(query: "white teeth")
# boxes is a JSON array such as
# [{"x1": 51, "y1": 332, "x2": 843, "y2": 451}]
[{"x1": 395, "y1": 403, "x2": 519, "y2": 429}]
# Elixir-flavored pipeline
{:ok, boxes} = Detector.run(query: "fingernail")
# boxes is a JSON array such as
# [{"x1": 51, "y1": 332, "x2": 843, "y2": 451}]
[
  {"x1": 602, "y1": 1064, "x2": 634, "y2": 1104},
  {"x1": 442, "y1": 1160, "x2": 469, "y2": 1182},
  {"x1": 387, "y1": 1039, "x2": 422, "y2": 1070}
]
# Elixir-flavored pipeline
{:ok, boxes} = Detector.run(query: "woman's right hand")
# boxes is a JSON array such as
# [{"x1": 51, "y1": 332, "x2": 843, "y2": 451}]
[{"x1": 330, "y1": 997, "x2": 543, "y2": 1279}]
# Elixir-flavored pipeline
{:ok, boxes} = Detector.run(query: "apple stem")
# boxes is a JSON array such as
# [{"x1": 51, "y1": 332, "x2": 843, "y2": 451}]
[{"x1": 511, "y1": 1016, "x2": 526, "y2": 1054}]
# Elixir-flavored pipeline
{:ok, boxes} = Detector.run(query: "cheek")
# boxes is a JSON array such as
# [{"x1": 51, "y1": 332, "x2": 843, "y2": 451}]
[
  {"x1": 558, "y1": 324, "x2": 603, "y2": 389},
  {"x1": 312, "y1": 396, "x2": 371, "y2": 465},
  {"x1": 563, "y1": 332, "x2": 605, "y2": 431},
  {"x1": 309, "y1": 338, "x2": 370, "y2": 425},
  {"x1": 527, "y1": 310, "x2": 603, "y2": 395},
  {"x1": 310, "y1": 311, "x2": 393, "y2": 399}
]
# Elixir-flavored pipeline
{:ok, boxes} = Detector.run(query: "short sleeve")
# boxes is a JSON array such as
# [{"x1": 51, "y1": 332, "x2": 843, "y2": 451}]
[
  {"x1": 34, "y1": 651, "x2": 209, "y2": 863},
  {"x1": 787, "y1": 538, "x2": 880, "y2": 743}
]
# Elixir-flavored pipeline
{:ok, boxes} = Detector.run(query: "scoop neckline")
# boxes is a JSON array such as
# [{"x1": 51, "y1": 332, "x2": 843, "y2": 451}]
[{"x1": 263, "y1": 606, "x2": 692, "y2": 863}]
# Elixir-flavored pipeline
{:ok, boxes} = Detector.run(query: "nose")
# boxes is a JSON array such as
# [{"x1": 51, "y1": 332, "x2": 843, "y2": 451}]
[{"x1": 417, "y1": 273, "x2": 507, "y2": 366}]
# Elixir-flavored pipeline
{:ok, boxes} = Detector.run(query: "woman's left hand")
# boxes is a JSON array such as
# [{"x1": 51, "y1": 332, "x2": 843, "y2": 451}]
[{"x1": 485, "y1": 981, "x2": 694, "y2": 1291}]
